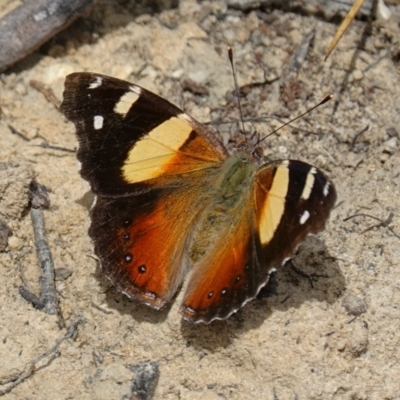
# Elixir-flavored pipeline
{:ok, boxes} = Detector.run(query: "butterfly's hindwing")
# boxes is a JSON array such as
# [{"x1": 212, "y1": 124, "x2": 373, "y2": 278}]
[
  {"x1": 181, "y1": 199, "x2": 265, "y2": 323},
  {"x1": 90, "y1": 185, "x2": 210, "y2": 308}
]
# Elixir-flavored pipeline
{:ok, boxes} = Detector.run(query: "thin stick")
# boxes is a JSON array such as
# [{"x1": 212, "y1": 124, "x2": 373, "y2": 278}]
[
  {"x1": 0, "y1": 317, "x2": 83, "y2": 395},
  {"x1": 30, "y1": 80, "x2": 61, "y2": 109},
  {"x1": 228, "y1": 47, "x2": 246, "y2": 135},
  {"x1": 351, "y1": 124, "x2": 369, "y2": 147},
  {"x1": 30, "y1": 207, "x2": 58, "y2": 315},
  {"x1": 20, "y1": 180, "x2": 59, "y2": 317},
  {"x1": 34, "y1": 143, "x2": 76, "y2": 153},
  {"x1": 344, "y1": 212, "x2": 400, "y2": 239},
  {"x1": 281, "y1": 28, "x2": 315, "y2": 83},
  {"x1": 325, "y1": 0, "x2": 366, "y2": 60},
  {"x1": 7, "y1": 125, "x2": 29, "y2": 141}
]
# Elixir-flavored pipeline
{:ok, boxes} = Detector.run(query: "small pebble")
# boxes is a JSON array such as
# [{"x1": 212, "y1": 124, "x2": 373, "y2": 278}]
[
  {"x1": 382, "y1": 137, "x2": 397, "y2": 154},
  {"x1": 352, "y1": 69, "x2": 364, "y2": 81},
  {"x1": 342, "y1": 294, "x2": 367, "y2": 316},
  {"x1": 8, "y1": 236, "x2": 22, "y2": 251},
  {"x1": 129, "y1": 360, "x2": 160, "y2": 400},
  {"x1": 0, "y1": 220, "x2": 12, "y2": 251},
  {"x1": 55, "y1": 267, "x2": 73, "y2": 281}
]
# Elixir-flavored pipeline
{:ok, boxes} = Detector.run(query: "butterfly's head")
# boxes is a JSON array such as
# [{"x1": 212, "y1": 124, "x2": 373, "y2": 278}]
[
  {"x1": 231, "y1": 129, "x2": 265, "y2": 164},
  {"x1": 234, "y1": 138, "x2": 247, "y2": 151}
]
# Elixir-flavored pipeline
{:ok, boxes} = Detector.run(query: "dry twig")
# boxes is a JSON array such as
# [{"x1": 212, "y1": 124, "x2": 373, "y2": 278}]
[
  {"x1": 0, "y1": 317, "x2": 83, "y2": 396},
  {"x1": 344, "y1": 212, "x2": 400, "y2": 239}
]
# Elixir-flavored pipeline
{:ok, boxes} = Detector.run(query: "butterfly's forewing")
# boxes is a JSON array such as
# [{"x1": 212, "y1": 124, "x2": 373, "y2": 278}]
[
  {"x1": 61, "y1": 73, "x2": 228, "y2": 195},
  {"x1": 181, "y1": 160, "x2": 336, "y2": 323},
  {"x1": 60, "y1": 73, "x2": 228, "y2": 308}
]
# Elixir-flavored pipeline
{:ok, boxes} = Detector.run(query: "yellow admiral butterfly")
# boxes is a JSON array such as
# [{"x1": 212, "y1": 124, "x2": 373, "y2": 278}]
[{"x1": 60, "y1": 73, "x2": 336, "y2": 323}]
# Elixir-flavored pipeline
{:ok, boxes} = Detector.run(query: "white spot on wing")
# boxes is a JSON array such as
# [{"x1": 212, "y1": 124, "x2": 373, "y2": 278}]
[
  {"x1": 91, "y1": 195, "x2": 97, "y2": 210},
  {"x1": 129, "y1": 85, "x2": 141, "y2": 94},
  {"x1": 178, "y1": 113, "x2": 193, "y2": 123},
  {"x1": 88, "y1": 76, "x2": 103, "y2": 89},
  {"x1": 323, "y1": 180, "x2": 330, "y2": 197},
  {"x1": 94, "y1": 115, "x2": 104, "y2": 130},
  {"x1": 282, "y1": 257, "x2": 291, "y2": 266},
  {"x1": 300, "y1": 210, "x2": 310, "y2": 225}
]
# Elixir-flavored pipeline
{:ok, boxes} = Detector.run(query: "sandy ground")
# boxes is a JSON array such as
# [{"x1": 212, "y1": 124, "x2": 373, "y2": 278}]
[{"x1": 1, "y1": 1, "x2": 400, "y2": 399}]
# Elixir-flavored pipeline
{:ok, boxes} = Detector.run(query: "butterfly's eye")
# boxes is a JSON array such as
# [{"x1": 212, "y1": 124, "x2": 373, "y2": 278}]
[
  {"x1": 235, "y1": 139, "x2": 247, "y2": 150},
  {"x1": 252, "y1": 146, "x2": 264, "y2": 159}
]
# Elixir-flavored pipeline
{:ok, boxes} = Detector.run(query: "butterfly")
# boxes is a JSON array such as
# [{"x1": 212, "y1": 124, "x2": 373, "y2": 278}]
[{"x1": 60, "y1": 72, "x2": 336, "y2": 324}]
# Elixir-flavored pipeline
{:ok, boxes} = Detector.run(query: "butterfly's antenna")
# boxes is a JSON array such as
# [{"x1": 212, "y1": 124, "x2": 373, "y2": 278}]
[
  {"x1": 255, "y1": 94, "x2": 333, "y2": 146},
  {"x1": 228, "y1": 47, "x2": 246, "y2": 135}
]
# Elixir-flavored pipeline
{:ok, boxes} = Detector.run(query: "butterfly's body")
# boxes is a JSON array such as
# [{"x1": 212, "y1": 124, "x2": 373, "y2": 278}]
[
  {"x1": 209, "y1": 153, "x2": 254, "y2": 209},
  {"x1": 61, "y1": 72, "x2": 336, "y2": 323}
]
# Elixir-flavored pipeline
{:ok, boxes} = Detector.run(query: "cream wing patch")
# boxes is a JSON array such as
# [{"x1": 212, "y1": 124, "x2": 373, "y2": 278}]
[
  {"x1": 122, "y1": 116, "x2": 192, "y2": 183},
  {"x1": 259, "y1": 163, "x2": 289, "y2": 245},
  {"x1": 301, "y1": 167, "x2": 316, "y2": 200},
  {"x1": 114, "y1": 86, "x2": 141, "y2": 116}
]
